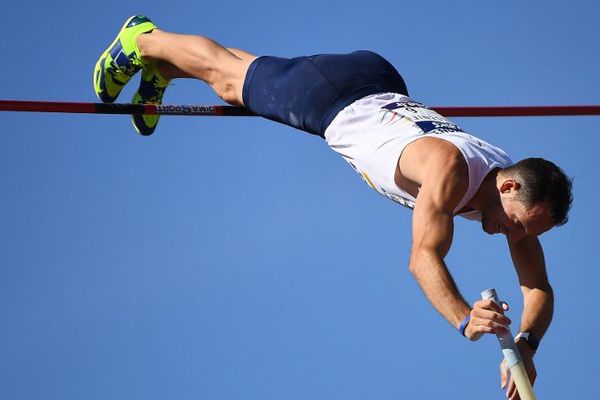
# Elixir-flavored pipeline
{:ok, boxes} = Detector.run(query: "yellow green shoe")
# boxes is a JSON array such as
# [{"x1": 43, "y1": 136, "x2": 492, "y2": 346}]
[
  {"x1": 93, "y1": 15, "x2": 157, "y2": 103},
  {"x1": 131, "y1": 61, "x2": 171, "y2": 136}
]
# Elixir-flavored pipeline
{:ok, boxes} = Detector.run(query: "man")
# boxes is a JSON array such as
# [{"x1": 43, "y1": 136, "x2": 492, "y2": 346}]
[{"x1": 94, "y1": 16, "x2": 573, "y2": 400}]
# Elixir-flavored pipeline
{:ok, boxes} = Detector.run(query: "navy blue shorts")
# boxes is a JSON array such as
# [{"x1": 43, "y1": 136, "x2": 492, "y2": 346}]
[{"x1": 241, "y1": 51, "x2": 408, "y2": 137}]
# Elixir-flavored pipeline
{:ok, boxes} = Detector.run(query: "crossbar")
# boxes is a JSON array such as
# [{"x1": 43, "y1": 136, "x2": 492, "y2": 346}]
[{"x1": 1, "y1": 100, "x2": 600, "y2": 117}]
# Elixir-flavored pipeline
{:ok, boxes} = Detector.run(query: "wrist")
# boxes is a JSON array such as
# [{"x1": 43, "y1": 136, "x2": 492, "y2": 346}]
[
  {"x1": 515, "y1": 331, "x2": 539, "y2": 353},
  {"x1": 516, "y1": 339, "x2": 536, "y2": 360},
  {"x1": 458, "y1": 312, "x2": 471, "y2": 337}
]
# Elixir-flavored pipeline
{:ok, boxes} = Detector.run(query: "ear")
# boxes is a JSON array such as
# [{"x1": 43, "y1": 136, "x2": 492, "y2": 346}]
[{"x1": 499, "y1": 179, "x2": 521, "y2": 194}]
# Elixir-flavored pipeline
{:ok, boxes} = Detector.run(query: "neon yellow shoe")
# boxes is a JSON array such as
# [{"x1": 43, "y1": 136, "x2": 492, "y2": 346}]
[
  {"x1": 93, "y1": 15, "x2": 156, "y2": 103},
  {"x1": 131, "y1": 61, "x2": 171, "y2": 135}
]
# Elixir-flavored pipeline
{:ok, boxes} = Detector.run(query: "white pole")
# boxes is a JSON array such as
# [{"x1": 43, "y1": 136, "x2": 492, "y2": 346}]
[{"x1": 481, "y1": 288, "x2": 537, "y2": 400}]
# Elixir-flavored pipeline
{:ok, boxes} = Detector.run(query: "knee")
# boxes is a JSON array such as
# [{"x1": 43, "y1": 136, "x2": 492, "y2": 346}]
[
  {"x1": 206, "y1": 57, "x2": 253, "y2": 106},
  {"x1": 210, "y1": 66, "x2": 249, "y2": 106},
  {"x1": 213, "y1": 82, "x2": 243, "y2": 106}
]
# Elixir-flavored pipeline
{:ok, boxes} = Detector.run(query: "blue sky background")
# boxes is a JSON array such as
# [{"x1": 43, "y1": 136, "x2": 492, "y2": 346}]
[{"x1": 1, "y1": 1, "x2": 598, "y2": 399}]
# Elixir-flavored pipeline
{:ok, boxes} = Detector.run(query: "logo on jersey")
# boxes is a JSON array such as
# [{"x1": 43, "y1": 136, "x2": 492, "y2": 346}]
[
  {"x1": 414, "y1": 120, "x2": 465, "y2": 135},
  {"x1": 380, "y1": 99, "x2": 468, "y2": 135}
]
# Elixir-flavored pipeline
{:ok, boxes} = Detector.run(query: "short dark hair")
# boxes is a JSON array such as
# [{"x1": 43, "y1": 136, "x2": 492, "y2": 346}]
[{"x1": 502, "y1": 158, "x2": 573, "y2": 226}]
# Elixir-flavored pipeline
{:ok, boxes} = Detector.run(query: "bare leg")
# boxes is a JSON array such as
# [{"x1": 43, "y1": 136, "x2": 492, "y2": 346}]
[
  {"x1": 154, "y1": 47, "x2": 256, "y2": 81},
  {"x1": 227, "y1": 48, "x2": 257, "y2": 61},
  {"x1": 136, "y1": 29, "x2": 257, "y2": 106},
  {"x1": 155, "y1": 61, "x2": 193, "y2": 80}
]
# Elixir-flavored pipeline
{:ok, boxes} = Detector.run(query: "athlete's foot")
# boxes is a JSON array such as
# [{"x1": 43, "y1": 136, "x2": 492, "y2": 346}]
[
  {"x1": 93, "y1": 15, "x2": 157, "y2": 103},
  {"x1": 131, "y1": 61, "x2": 171, "y2": 136}
]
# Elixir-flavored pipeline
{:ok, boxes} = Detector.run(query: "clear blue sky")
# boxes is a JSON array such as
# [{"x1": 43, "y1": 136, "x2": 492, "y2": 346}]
[{"x1": 1, "y1": 1, "x2": 598, "y2": 399}]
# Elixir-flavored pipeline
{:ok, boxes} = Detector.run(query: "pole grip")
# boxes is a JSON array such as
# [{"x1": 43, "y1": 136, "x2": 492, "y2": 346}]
[
  {"x1": 481, "y1": 288, "x2": 521, "y2": 368},
  {"x1": 481, "y1": 288, "x2": 537, "y2": 400}
]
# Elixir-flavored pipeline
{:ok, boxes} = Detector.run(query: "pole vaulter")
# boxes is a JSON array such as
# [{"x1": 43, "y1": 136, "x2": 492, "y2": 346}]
[{"x1": 4, "y1": 13, "x2": 589, "y2": 400}]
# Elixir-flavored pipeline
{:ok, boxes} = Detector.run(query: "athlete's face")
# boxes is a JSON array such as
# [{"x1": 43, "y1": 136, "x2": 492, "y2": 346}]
[{"x1": 481, "y1": 180, "x2": 553, "y2": 243}]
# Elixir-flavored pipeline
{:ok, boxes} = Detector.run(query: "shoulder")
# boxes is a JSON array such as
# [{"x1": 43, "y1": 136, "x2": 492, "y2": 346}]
[
  {"x1": 431, "y1": 138, "x2": 468, "y2": 167},
  {"x1": 425, "y1": 138, "x2": 469, "y2": 188},
  {"x1": 416, "y1": 138, "x2": 469, "y2": 214}
]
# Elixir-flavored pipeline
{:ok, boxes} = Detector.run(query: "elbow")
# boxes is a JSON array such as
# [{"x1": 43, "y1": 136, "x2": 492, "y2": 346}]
[
  {"x1": 544, "y1": 283, "x2": 554, "y2": 297},
  {"x1": 408, "y1": 242, "x2": 446, "y2": 276},
  {"x1": 523, "y1": 282, "x2": 554, "y2": 304},
  {"x1": 409, "y1": 261, "x2": 418, "y2": 277},
  {"x1": 537, "y1": 284, "x2": 554, "y2": 311},
  {"x1": 409, "y1": 258, "x2": 419, "y2": 277},
  {"x1": 543, "y1": 283, "x2": 554, "y2": 305},
  {"x1": 525, "y1": 281, "x2": 554, "y2": 296},
  {"x1": 408, "y1": 248, "x2": 424, "y2": 277},
  {"x1": 409, "y1": 246, "x2": 443, "y2": 280}
]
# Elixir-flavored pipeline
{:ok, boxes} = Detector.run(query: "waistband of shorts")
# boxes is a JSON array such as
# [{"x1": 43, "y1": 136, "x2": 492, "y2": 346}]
[{"x1": 320, "y1": 84, "x2": 408, "y2": 135}]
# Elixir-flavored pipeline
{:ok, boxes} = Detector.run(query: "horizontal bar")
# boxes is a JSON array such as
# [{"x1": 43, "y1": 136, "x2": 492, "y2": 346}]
[
  {"x1": 0, "y1": 100, "x2": 255, "y2": 116},
  {"x1": 1, "y1": 99, "x2": 600, "y2": 117},
  {"x1": 433, "y1": 105, "x2": 600, "y2": 117}
]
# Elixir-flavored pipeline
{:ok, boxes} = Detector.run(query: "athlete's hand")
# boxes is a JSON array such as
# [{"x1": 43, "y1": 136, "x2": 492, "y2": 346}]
[
  {"x1": 464, "y1": 299, "x2": 511, "y2": 341},
  {"x1": 500, "y1": 341, "x2": 537, "y2": 400}
]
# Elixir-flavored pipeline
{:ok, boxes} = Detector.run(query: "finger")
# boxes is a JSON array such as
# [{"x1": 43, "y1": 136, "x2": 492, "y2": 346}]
[
  {"x1": 471, "y1": 301, "x2": 510, "y2": 321},
  {"x1": 468, "y1": 324, "x2": 502, "y2": 336},
  {"x1": 470, "y1": 316, "x2": 511, "y2": 334},
  {"x1": 500, "y1": 361, "x2": 508, "y2": 389},
  {"x1": 474, "y1": 299, "x2": 506, "y2": 314},
  {"x1": 507, "y1": 378, "x2": 516, "y2": 399},
  {"x1": 471, "y1": 308, "x2": 512, "y2": 326},
  {"x1": 510, "y1": 386, "x2": 521, "y2": 400},
  {"x1": 528, "y1": 366, "x2": 538, "y2": 385},
  {"x1": 501, "y1": 301, "x2": 510, "y2": 311},
  {"x1": 471, "y1": 303, "x2": 510, "y2": 320}
]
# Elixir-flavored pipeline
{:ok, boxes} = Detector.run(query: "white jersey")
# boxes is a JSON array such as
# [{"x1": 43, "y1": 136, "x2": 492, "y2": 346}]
[{"x1": 324, "y1": 93, "x2": 513, "y2": 221}]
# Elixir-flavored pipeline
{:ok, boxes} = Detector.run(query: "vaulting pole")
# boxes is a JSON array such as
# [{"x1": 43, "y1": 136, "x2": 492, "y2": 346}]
[{"x1": 482, "y1": 288, "x2": 537, "y2": 400}]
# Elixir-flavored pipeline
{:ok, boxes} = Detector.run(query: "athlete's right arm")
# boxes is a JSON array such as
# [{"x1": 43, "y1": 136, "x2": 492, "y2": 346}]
[{"x1": 408, "y1": 146, "x2": 510, "y2": 340}]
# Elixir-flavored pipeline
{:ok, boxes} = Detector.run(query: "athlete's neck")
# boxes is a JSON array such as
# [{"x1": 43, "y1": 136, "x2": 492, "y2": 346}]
[{"x1": 467, "y1": 168, "x2": 502, "y2": 212}]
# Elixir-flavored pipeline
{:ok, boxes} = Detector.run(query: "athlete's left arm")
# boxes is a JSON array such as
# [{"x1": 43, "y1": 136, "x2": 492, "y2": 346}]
[
  {"x1": 503, "y1": 235, "x2": 553, "y2": 399},
  {"x1": 509, "y1": 235, "x2": 554, "y2": 346}
]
